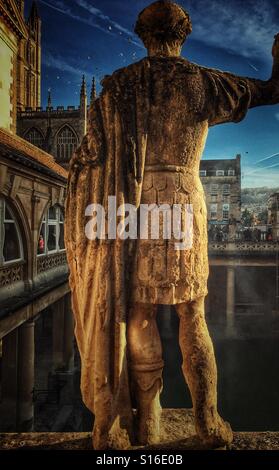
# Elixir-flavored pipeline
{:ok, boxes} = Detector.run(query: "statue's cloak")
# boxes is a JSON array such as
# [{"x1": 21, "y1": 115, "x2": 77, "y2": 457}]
[
  {"x1": 65, "y1": 56, "x2": 258, "y2": 446},
  {"x1": 65, "y1": 60, "x2": 152, "y2": 447}
]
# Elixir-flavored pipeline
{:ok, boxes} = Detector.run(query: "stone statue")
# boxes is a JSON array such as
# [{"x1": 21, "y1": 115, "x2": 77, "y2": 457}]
[{"x1": 65, "y1": 0, "x2": 279, "y2": 450}]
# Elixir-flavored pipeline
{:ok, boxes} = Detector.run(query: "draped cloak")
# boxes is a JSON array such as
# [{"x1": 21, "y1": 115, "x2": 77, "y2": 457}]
[{"x1": 65, "y1": 56, "x2": 278, "y2": 447}]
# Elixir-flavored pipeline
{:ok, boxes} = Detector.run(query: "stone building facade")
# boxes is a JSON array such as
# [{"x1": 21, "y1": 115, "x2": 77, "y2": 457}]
[
  {"x1": 0, "y1": 0, "x2": 26, "y2": 132},
  {"x1": 200, "y1": 155, "x2": 242, "y2": 241},
  {"x1": 0, "y1": 0, "x2": 41, "y2": 132},
  {"x1": 0, "y1": 1, "x2": 76, "y2": 432},
  {"x1": 0, "y1": 128, "x2": 74, "y2": 432},
  {"x1": 0, "y1": 0, "x2": 93, "y2": 170},
  {"x1": 16, "y1": 0, "x2": 41, "y2": 111},
  {"x1": 17, "y1": 77, "x2": 96, "y2": 168}
]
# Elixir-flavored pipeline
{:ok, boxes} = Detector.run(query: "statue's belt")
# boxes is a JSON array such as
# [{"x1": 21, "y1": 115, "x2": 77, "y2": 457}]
[
  {"x1": 144, "y1": 164, "x2": 198, "y2": 175},
  {"x1": 143, "y1": 164, "x2": 204, "y2": 195}
]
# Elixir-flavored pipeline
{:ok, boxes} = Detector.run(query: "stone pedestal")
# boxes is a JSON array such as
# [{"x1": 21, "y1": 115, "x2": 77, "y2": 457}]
[
  {"x1": 0, "y1": 410, "x2": 279, "y2": 450},
  {"x1": 17, "y1": 321, "x2": 35, "y2": 432}
]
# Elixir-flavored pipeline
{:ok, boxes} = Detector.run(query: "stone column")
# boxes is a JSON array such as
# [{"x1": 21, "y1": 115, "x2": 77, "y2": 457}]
[
  {"x1": 63, "y1": 293, "x2": 74, "y2": 371},
  {"x1": 50, "y1": 295, "x2": 75, "y2": 406},
  {"x1": 0, "y1": 329, "x2": 18, "y2": 431},
  {"x1": 226, "y1": 266, "x2": 236, "y2": 336},
  {"x1": 52, "y1": 298, "x2": 65, "y2": 371},
  {"x1": 159, "y1": 305, "x2": 173, "y2": 339},
  {"x1": 17, "y1": 321, "x2": 35, "y2": 432}
]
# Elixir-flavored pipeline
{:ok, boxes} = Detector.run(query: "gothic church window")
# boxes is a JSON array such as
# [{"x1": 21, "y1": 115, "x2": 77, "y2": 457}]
[
  {"x1": 24, "y1": 128, "x2": 44, "y2": 149},
  {"x1": 56, "y1": 125, "x2": 78, "y2": 163},
  {"x1": 0, "y1": 198, "x2": 23, "y2": 265}
]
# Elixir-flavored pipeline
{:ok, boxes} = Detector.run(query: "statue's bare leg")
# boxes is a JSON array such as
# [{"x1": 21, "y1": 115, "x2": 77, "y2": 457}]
[
  {"x1": 175, "y1": 297, "x2": 233, "y2": 448},
  {"x1": 127, "y1": 302, "x2": 164, "y2": 445}
]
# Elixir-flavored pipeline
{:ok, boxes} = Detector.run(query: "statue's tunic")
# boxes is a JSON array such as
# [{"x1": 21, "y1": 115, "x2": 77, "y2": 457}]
[
  {"x1": 65, "y1": 56, "x2": 274, "y2": 445},
  {"x1": 123, "y1": 58, "x2": 252, "y2": 304}
]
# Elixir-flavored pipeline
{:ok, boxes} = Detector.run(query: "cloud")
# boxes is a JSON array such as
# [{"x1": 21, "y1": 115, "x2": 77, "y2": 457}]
[
  {"x1": 75, "y1": 0, "x2": 134, "y2": 37},
  {"x1": 243, "y1": 164, "x2": 279, "y2": 188},
  {"x1": 243, "y1": 171, "x2": 279, "y2": 188},
  {"x1": 39, "y1": 0, "x2": 117, "y2": 36},
  {"x1": 38, "y1": 0, "x2": 143, "y2": 48},
  {"x1": 39, "y1": 0, "x2": 278, "y2": 61},
  {"x1": 43, "y1": 50, "x2": 88, "y2": 78},
  {"x1": 186, "y1": 0, "x2": 278, "y2": 61}
]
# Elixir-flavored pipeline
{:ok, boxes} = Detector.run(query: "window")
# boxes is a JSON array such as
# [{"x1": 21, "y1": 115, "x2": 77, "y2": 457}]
[
  {"x1": 38, "y1": 206, "x2": 65, "y2": 256},
  {"x1": 211, "y1": 184, "x2": 219, "y2": 195},
  {"x1": 31, "y1": 75, "x2": 35, "y2": 105},
  {"x1": 223, "y1": 184, "x2": 231, "y2": 195},
  {"x1": 211, "y1": 195, "x2": 218, "y2": 203},
  {"x1": 216, "y1": 170, "x2": 224, "y2": 176},
  {"x1": 0, "y1": 198, "x2": 23, "y2": 265},
  {"x1": 30, "y1": 46, "x2": 35, "y2": 66},
  {"x1": 199, "y1": 170, "x2": 207, "y2": 177},
  {"x1": 210, "y1": 204, "x2": 218, "y2": 220},
  {"x1": 223, "y1": 204, "x2": 230, "y2": 220},
  {"x1": 228, "y1": 169, "x2": 235, "y2": 176},
  {"x1": 56, "y1": 125, "x2": 77, "y2": 164},
  {"x1": 24, "y1": 69, "x2": 29, "y2": 105},
  {"x1": 24, "y1": 128, "x2": 44, "y2": 149}
]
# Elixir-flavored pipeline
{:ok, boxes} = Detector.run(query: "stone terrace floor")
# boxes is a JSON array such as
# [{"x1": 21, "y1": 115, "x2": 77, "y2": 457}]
[{"x1": 1, "y1": 410, "x2": 279, "y2": 450}]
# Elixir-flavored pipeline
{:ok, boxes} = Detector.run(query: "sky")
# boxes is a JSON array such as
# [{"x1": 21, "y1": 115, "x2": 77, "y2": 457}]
[{"x1": 24, "y1": 0, "x2": 279, "y2": 188}]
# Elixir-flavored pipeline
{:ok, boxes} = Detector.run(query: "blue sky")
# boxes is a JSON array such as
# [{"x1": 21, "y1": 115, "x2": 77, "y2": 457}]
[{"x1": 25, "y1": 0, "x2": 279, "y2": 188}]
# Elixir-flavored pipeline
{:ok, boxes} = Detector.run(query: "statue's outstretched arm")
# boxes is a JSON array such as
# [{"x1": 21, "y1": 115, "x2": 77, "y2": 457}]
[
  {"x1": 204, "y1": 34, "x2": 279, "y2": 127},
  {"x1": 245, "y1": 33, "x2": 279, "y2": 108}
]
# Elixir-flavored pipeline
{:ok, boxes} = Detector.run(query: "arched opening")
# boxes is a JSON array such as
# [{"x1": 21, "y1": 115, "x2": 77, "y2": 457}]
[
  {"x1": 0, "y1": 197, "x2": 24, "y2": 265},
  {"x1": 56, "y1": 125, "x2": 77, "y2": 164},
  {"x1": 24, "y1": 127, "x2": 44, "y2": 149},
  {"x1": 37, "y1": 205, "x2": 65, "y2": 256}
]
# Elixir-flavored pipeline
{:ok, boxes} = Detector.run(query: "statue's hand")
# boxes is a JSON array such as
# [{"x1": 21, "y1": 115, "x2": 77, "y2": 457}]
[{"x1": 272, "y1": 33, "x2": 279, "y2": 60}]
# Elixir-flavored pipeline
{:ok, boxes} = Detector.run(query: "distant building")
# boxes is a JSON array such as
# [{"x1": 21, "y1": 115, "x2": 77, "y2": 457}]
[
  {"x1": 268, "y1": 192, "x2": 279, "y2": 240},
  {"x1": 200, "y1": 155, "x2": 241, "y2": 240},
  {"x1": 3, "y1": 1, "x2": 96, "y2": 168},
  {"x1": 17, "y1": 77, "x2": 96, "y2": 168}
]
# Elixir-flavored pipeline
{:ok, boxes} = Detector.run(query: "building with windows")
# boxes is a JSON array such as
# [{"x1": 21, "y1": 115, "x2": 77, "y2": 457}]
[
  {"x1": 0, "y1": 127, "x2": 73, "y2": 432},
  {"x1": 17, "y1": 76, "x2": 96, "y2": 168},
  {"x1": 0, "y1": 0, "x2": 94, "y2": 169},
  {"x1": 0, "y1": 1, "x2": 77, "y2": 433},
  {"x1": 199, "y1": 155, "x2": 241, "y2": 241}
]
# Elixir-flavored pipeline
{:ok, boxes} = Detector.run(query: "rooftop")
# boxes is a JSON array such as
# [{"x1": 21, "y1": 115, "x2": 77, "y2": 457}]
[
  {"x1": 201, "y1": 155, "x2": 240, "y2": 172},
  {"x1": 0, "y1": 127, "x2": 68, "y2": 180}
]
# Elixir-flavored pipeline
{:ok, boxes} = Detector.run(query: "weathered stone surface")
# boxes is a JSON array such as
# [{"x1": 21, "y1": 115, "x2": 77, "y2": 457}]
[
  {"x1": 0, "y1": 410, "x2": 279, "y2": 450},
  {"x1": 65, "y1": 0, "x2": 279, "y2": 452}
]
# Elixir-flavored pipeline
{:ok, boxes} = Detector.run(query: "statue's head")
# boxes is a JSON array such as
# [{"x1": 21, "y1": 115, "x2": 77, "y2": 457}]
[{"x1": 135, "y1": 1, "x2": 192, "y2": 57}]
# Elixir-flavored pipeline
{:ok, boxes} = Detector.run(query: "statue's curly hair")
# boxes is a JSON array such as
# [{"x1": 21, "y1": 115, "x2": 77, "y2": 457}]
[{"x1": 135, "y1": 1, "x2": 192, "y2": 46}]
